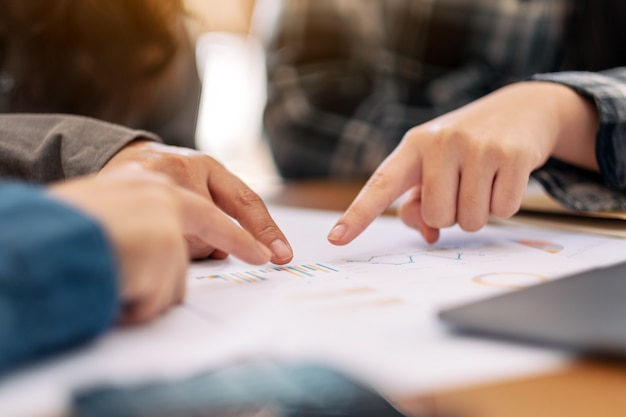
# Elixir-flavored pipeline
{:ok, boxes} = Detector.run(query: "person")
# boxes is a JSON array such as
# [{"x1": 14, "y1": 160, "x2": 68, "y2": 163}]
[
  {"x1": 0, "y1": 0, "x2": 199, "y2": 148},
  {"x1": 262, "y1": 0, "x2": 626, "y2": 244},
  {"x1": 0, "y1": 113, "x2": 293, "y2": 375}
]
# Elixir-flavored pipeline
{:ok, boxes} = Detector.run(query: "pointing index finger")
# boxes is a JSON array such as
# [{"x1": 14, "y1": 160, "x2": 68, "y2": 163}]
[
  {"x1": 327, "y1": 147, "x2": 420, "y2": 245},
  {"x1": 206, "y1": 163, "x2": 293, "y2": 265},
  {"x1": 177, "y1": 187, "x2": 273, "y2": 265}
]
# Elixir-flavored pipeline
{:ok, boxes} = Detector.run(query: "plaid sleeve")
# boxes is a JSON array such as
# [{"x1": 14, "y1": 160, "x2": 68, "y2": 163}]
[
  {"x1": 263, "y1": 1, "x2": 466, "y2": 179},
  {"x1": 531, "y1": 68, "x2": 626, "y2": 211},
  {"x1": 263, "y1": 0, "x2": 562, "y2": 180},
  {"x1": 263, "y1": 1, "x2": 390, "y2": 179}
]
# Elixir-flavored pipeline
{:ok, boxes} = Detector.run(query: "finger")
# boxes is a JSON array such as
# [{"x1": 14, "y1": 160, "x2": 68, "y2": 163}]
[
  {"x1": 120, "y1": 240, "x2": 187, "y2": 324},
  {"x1": 327, "y1": 145, "x2": 422, "y2": 245},
  {"x1": 122, "y1": 288, "x2": 172, "y2": 324},
  {"x1": 205, "y1": 164, "x2": 293, "y2": 264},
  {"x1": 165, "y1": 235, "x2": 188, "y2": 308},
  {"x1": 185, "y1": 234, "x2": 216, "y2": 260},
  {"x1": 456, "y1": 160, "x2": 494, "y2": 232},
  {"x1": 419, "y1": 149, "x2": 459, "y2": 230},
  {"x1": 172, "y1": 244, "x2": 188, "y2": 305},
  {"x1": 174, "y1": 274, "x2": 186, "y2": 305},
  {"x1": 177, "y1": 187, "x2": 273, "y2": 265},
  {"x1": 398, "y1": 187, "x2": 441, "y2": 244},
  {"x1": 120, "y1": 275, "x2": 173, "y2": 324},
  {"x1": 491, "y1": 165, "x2": 529, "y2": 218}
]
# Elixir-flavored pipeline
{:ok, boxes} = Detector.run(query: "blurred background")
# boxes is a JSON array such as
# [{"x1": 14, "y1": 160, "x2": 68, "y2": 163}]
[{"x1": 184, "y1": 0, "x2": 281, "y2": 194}]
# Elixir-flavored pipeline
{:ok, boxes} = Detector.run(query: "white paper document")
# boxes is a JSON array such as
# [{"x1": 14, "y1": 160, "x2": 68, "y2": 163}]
[
  {"x1": 185, "y1": 206, "x2": 626, "y2": 394},
  {"x1": 2, "y1": 206, "x2": 626, "y2": 416}
]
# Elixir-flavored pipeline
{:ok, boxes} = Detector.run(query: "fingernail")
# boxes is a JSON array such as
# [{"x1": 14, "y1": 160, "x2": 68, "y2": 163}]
[
  {"x1": 270, "y1": 239, "x2": 292, "y2": 262},
  {"x1": 328, "y1": 224, "x2": 347, "y2": 242}
]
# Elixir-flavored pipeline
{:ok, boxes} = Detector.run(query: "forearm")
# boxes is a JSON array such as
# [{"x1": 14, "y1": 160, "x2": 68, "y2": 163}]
[
  {"x1": 0, "y1": 183, "x2": 119, "y2": 375},
  {"x1": 0, "y1": 114, "x2": 160, "y2": 183}
]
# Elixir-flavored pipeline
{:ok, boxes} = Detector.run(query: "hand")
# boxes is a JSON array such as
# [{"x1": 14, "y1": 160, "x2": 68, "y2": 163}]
[
  {"x1": 101, "y1": 141, "x2": 293, "y2": 264},
  {"x1": 48, "y1": 166, "x2": 273, "y2": 324},
  {"x1": 328, "y1": 81, "x2": 599, "y2": 245}
]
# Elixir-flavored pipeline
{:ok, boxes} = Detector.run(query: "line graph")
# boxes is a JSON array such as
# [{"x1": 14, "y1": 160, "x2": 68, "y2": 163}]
[{"x1": 346, "y1": 247, "x2": 488, "y2": 266}]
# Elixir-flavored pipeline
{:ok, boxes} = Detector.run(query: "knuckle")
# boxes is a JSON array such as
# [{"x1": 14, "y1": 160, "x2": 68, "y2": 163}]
[
  {"x1": 233, "y1": 186, "x2": 263, "y2": 209},
  {"x1": 200, "y1": 153, "x2": 223, "y2": 167},
  {"x1": 488, "y1": 143, "x2": 518, "y2": 164},
  {"x1": 458, "y1": 212, "x2": 487, "y2": 232},
  {"x1": 167, "y1": 154, "x2": 188, "y2": 169},
  {"x1": 422, "y1": 208, "x2": 454, "y2": 229},
  {"x1": 402, "y1": 126, "x2": 422, "y2": 145},
  {"x1": 159, "y1": 155, "x2": 191, "y2": 179},
  {"x1": 457, "y1": 192, "x2": 488, "y2": 231},
  {"x1": 491, "y1": 184, "x2": 524, "y2": 218},
  {"x1": 459, "y1": 191, "x2": 482, "y2": 212},
  {"x1": 253, "y1": 219, "x2": 279, "y2": 239},
  {"x1": 491, "y1": 198, "x2": 520, "y2": 218},
  {"x1": 437, "y1": 126, "x2": 472, "y2": 148},
  {"x1": 365, "y1": 171, "x2": 394, "y2": 202}
]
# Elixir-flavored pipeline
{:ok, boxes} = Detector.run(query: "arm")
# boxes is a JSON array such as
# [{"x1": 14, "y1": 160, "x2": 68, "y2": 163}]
[
  {"x1": 0, "y1": 182, "x2": 118, "y2": 375},
  {"x1": 0, "y1": 114, "x2": 160, "y2": 183},
  {"x1": 328, "y1": 70, "x2": 626, "y2": 245},
  {"x1": 0, "y1": 114, "x2": 293, "y2": 264},
  {"x1": 0, "y1": 166, "x2": 279, "y2": 375},
  {"x1": 101, "y1": 142, "x2": 294, "y2": 264}
]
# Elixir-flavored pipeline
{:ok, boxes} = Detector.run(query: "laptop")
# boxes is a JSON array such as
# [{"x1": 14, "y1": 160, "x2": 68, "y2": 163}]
[{"x1": 439, "y1": 261, "x2": 626, "y2": 358}]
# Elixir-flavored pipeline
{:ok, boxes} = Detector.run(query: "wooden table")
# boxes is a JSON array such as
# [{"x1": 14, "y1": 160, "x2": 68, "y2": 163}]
[
  {"x1": 267, "y1": 179, "x2": 626, "y2": 417},
  {"x1": 266, "y1": 179, "x2": 365, "y2": 212}
]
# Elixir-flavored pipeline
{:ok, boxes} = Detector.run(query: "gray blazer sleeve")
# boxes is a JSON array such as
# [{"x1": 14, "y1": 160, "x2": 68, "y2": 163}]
[{"x1": 0, "y1": 114, "x2": 162, "y2": 183}]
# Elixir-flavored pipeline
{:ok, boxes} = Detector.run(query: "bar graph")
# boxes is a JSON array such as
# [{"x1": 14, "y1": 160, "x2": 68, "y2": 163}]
[{"x1": 195, "y1": 263, "x2": 339, "y2": 284}]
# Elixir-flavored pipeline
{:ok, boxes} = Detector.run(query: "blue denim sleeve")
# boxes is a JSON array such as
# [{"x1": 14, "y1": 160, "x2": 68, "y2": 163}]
[
  {"x1": 531, "y1": 69, "x2": 626, "y2": 211},
  {"x1": 0, "y1": 183, "x2": 119, "y2": 376}
]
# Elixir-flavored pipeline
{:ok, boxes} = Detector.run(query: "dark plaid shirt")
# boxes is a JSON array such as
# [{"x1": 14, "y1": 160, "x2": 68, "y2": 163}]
[{"x1": 262, "y1": 0, "x2": 626, "y2": 211}]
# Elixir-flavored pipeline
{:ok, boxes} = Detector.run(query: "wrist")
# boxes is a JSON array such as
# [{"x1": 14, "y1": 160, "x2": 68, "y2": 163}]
[{"x1": 527, "y1": 81, "x2": 599, "y2": 171}]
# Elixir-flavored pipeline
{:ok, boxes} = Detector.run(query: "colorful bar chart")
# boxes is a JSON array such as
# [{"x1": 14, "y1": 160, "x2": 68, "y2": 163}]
[{"x1": 196, "y1": 263, "x2": 339, "y2": 284}]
